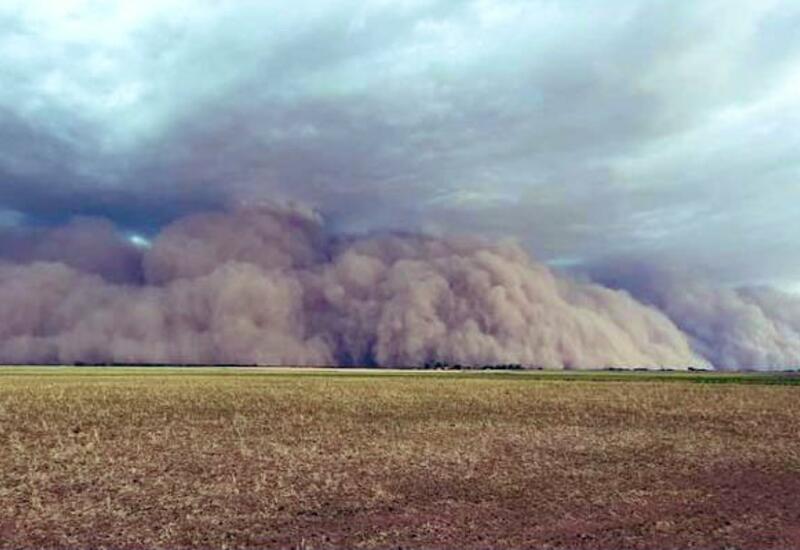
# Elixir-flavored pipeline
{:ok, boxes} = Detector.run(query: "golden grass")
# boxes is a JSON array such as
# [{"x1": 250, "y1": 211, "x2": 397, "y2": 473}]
[{"x1": 1, "y1": 368, "x2": 798, "y2": 549}]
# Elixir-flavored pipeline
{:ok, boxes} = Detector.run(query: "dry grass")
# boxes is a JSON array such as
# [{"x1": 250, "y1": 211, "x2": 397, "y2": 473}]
[{"x1": 1, "y1": 368, "x2": 798, "y2": 549}]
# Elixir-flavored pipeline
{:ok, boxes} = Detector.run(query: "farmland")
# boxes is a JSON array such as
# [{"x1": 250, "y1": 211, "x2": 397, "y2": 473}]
[{"x1": 1, "y1": 367, "x2": 799, "y2": 549}]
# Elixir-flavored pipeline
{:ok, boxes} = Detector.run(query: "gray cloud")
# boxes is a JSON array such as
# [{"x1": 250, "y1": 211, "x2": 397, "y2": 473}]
[{"x1": 2, "y1": 2, "x2": 799, "y2": 279}]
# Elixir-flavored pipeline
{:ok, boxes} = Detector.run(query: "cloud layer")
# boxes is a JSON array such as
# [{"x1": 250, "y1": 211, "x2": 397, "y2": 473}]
[{"x1": 1, "y1": 1, "x2": 800, "y2": 286}]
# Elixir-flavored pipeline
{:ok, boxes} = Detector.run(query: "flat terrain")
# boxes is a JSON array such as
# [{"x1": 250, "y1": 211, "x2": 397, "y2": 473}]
[{"x1": 1, "y1": 368, "x2": 799, "y2": 549}]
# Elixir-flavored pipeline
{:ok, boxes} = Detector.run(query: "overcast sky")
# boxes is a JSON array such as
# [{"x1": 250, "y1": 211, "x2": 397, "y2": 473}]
[{"x1": 1, "y1": 0, "x2": 799, "y2": 289}]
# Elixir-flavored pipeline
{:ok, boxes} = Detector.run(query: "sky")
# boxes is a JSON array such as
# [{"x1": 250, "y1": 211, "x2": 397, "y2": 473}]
[{"x1": 1, "y1": 0, "x2": 800, "y2": 290}]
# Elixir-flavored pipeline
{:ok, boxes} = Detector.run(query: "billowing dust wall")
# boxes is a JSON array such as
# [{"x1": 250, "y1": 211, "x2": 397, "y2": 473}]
[{"x1": 2, "y1": 204, "x2": 797, "y2": 370}]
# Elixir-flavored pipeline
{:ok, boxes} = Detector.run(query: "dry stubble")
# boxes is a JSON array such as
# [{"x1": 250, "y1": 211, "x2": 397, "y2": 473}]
[{"x1": 1, "y1": 369, "x2": 798, "y2": 549}]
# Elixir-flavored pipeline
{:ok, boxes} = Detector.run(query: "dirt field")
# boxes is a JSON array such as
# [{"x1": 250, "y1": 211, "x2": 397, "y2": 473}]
[{"x1": 1, "y1": 368, "x2": 798, "y2": 549}]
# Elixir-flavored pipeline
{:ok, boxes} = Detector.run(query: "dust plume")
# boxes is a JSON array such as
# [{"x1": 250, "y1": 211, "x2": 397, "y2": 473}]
[
  {"x1": 590, "y1": 262, "x2": 800, "y2": 370},
  {"x1": 0, "y1": 204, "x2": 706, "y2": 369}
]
